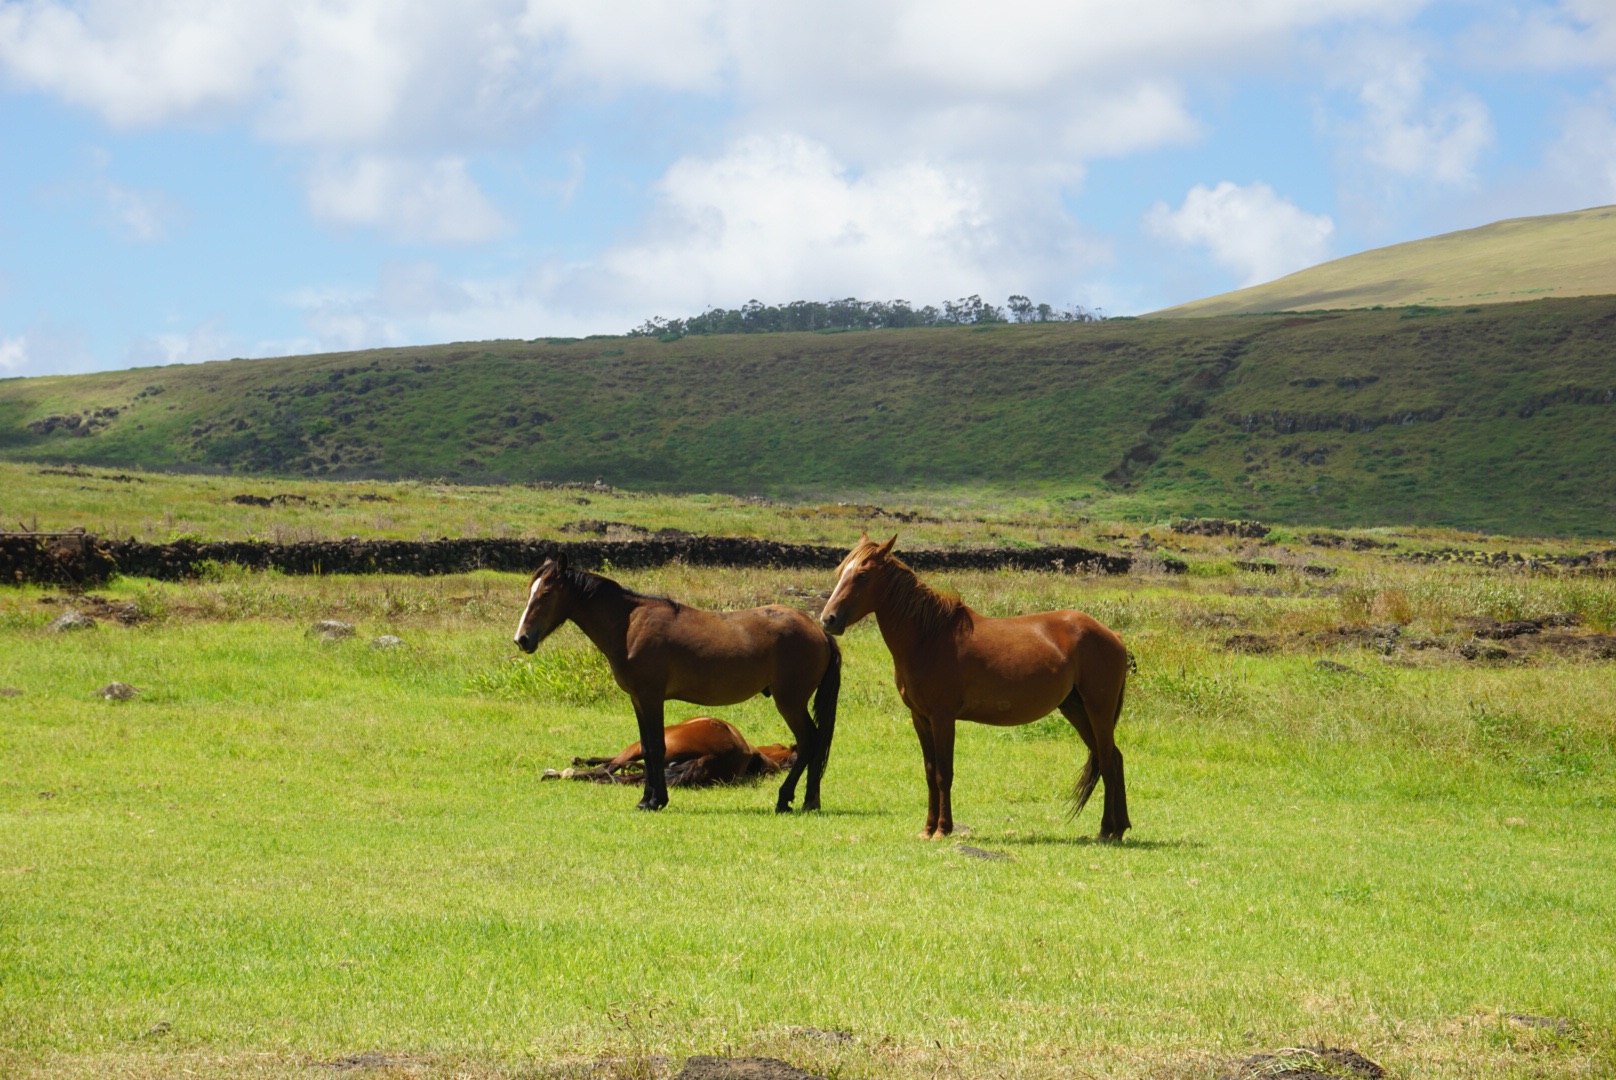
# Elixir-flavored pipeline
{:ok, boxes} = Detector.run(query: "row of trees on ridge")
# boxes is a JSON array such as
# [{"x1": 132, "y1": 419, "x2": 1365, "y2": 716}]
[{"x1": 628, "y1": 295, "x2": 1102, "y2": 338}]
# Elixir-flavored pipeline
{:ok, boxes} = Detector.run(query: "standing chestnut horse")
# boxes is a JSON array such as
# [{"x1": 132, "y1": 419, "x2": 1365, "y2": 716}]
[
  {"x1": 819, "y1": 535, "x2": 1131, "y2": 840},
  {"x1": 513, "y1": 554, "x2": 840, "y2": 812}
]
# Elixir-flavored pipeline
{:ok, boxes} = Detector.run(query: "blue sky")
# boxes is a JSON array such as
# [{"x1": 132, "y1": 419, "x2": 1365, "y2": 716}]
[{"x1": 2, "y1": 0, "x2": 1614, "y2": 378}]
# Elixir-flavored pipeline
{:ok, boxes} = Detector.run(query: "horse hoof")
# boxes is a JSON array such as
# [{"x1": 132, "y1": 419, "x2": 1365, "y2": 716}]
[
  {"x1": 775, "y1": 803, "x2": 794, "y2": 814},
  {"x1": 801, "y1": 800, "x2": 821, "y2": 813},
  {"x1": 637, "y1": 799, "x2": 666, "y2": 812}
]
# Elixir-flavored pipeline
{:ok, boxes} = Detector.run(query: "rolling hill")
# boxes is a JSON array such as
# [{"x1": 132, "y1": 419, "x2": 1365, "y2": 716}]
[
  {"x1": 1152, "y1": 204, "x2": 1616, "y2": 317},
  {"x1": 3, "y1": 296, "x2": 1616, "y2": 536}
]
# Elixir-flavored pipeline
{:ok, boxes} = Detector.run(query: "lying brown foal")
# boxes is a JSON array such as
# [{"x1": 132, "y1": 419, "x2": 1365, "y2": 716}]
[{"x1": 554, "y1": 716, "x2": 796, "y2": 788}]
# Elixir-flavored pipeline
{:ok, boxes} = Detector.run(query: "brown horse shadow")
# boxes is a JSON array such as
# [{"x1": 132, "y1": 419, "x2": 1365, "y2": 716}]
[{"x1": 996, "y1": 833, "x2": 1202, "y2": 850}]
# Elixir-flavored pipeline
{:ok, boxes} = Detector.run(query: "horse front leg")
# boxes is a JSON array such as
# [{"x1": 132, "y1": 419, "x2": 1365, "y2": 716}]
[
  {"x1": 633, "y1": 699, "x2": 668, "y2": 811},
  {"x1": 774, "y1": 700, "x2": 819, "y2": 813},
  {"x1": 931, "y1": 714, "x2": 957, "y2": 838},
  {"x1": 911, "y1": 712, "x2": 940, "y2": 838}
]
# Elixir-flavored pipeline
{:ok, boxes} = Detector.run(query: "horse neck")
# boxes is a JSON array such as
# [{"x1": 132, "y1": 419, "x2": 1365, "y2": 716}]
[
  {"x1": 872, "y1": 561, "x2": 960, "y2": 659},
  {"x1": 562, "y1": 573, "x2": 639, "y2": 666}
]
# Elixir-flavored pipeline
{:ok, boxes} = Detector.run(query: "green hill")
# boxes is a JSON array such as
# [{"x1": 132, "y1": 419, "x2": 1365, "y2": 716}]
[
  {"x1": 1153, "y1": 204, "x2": 1616, "y2": 317},
  {"x1": 4, "y1": 296, "x2": 1616, "y2": 536}
]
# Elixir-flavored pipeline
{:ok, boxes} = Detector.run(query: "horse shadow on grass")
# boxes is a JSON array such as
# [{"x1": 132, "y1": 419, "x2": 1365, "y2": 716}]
[
  {"x1": 994, "y1": 833, "x2": 1203, "y2": 851},
  {"x1": 676, "y1": 805, "x2": 892, "y2": 818}
]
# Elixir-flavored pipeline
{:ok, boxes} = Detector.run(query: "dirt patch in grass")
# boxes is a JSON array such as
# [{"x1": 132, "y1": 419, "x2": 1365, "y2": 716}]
[{"x1": 676, "y1": 1057, "x2": 823, "y2": 1080}]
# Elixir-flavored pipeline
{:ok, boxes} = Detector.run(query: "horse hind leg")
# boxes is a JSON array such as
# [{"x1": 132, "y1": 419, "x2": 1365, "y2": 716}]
[
  {"x1": 1058, "y1": 690, "x2": 1103, "y2": 820},
  {"x1": 1070, "y1": 678, "x2": 1128, "y2": 841}
]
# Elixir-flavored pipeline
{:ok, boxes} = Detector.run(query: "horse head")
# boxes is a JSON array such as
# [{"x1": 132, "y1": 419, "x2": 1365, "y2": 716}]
[
  {"x1": 819, "y1": 532, "x2": 896, "y2": 635},
  {"x1": 514, "y1": 553, "x2": 573, "y2": 652}
]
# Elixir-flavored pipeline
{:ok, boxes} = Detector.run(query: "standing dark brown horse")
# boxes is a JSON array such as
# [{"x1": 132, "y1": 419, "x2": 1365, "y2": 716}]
[
  {"x1": 819, "y1": 534, "x2": 1131, "y2": 840},
  {"x1": 513, "y1": 554, "x2": 840, "y2": 812}
]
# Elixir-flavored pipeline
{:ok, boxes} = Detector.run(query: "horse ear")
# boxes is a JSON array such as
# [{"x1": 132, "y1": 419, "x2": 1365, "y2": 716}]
[
  {"x1": 554, "y1": 551, "x2": 569, "y2": 574},
  {"x1": 859, "y1": 530, "x2": 871, "y2": 544},
  {"x1": 877, "y1": 534, "x2": 898, "y2": 555}
]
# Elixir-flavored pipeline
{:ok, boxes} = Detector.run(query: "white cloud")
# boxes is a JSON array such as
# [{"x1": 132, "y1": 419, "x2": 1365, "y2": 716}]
[
  {"x1": 1353, "y1": 51, "x2": 1493, "y2": 184},
  {"x1": 592, "y1": 134, "x2": 1052, "y2": 310},
  {"x1": 1464, "y1": 1, "x2": 1616, "y2": 72},
  {"x1": 127, "y1": 321, "x2": 241, "y2": 367},
  {"x1": 1144, "y1": 181, "x2": 1335, "y2": 287},
  {"x1": 0, "y1": 334, "x2": 27, "y2": 372},
  {"x1": 306, "y1": 155, "x2": 510, "y2": 243}
]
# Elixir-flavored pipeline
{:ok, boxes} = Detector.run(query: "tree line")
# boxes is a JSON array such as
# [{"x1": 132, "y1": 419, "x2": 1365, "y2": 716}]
[{"x1": 627, "y1": 295, "x2": 1102, "y2": 338}]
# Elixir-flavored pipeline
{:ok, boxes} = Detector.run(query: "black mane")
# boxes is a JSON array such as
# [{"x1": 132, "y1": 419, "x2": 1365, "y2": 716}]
[{"x1": 564, "y1": 564, "x2": 679, "y2": 612}]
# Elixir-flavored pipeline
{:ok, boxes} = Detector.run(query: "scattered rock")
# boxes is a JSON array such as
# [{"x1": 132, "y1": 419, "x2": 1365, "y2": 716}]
[
  {"x1": 1173, "y1": 518, "x2": 1270, "y2": 539},
  {"x1": 1314, "y1": 660, "x2": 1361, "y2": 675},
  {"x1": 957, "y1": 845, "x2": 1010, "y2": 861},
  {"x1": 369, "y1": 635, "x2": 405, "y2": 649},
  {"x1": 309, "y1": 620, "x2": 355, "y2": 641},
  {"x1": 47, "y1": 609, "x2": 97, "y2": 632},
  {"x1": 1224, "y1": 633, "x2": 1276, "y2": 654},
  {"x1": 142, "y1": 1021, "x2": 171, "y2": 1038},
  {"x1": 98, "y1": 682, "x2": 140, "y2": 701},
  {"x1": 1475, "y1": 619, "x2": 1546, "y2": 640},
  {"x1": 677, "y1": 1056, "x2": 825, "y2": 1080},
  {"x1": 1458, "y1": 639, "x2": 1510, "y2": 661},
  {"x1": 0, "y1": 688, "x2": 21, "y2": 697},
  {"x1": 1219, "y1": 1045, "x2": 1384, "y2": 1080},
  {"x1": 1301, "y1": 563, "x2": 1338, "y2": 578}
]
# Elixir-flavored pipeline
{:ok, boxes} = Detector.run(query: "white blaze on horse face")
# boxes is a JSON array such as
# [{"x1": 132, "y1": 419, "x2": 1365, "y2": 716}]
[
  {"x1": 515, "y1": 574, "x2": 543, "y2": 642},
  {"x1": 828, "y1": 556, "x2": 860, "y2": 617}
]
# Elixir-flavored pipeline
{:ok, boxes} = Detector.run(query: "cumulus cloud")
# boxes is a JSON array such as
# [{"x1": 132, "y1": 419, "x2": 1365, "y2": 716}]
[
  {"x1": 1352, "y1": 51, "x2": 1493, "y2": 184},
  {"x1": 127, "y1": 321, "x2": 241, "y2": 368},
  {"x1": 0, "y1": 334, "x2": 26, "y2": 372},
  {"x1": 593, "y1": 134, "x2": 1057, "y2": 310},
  {"x1": 1144, "y1": 181, "x2": 1335, "y2": 287},
  {"x1": 306, "y1": 156, "x2": 510, "y2": 243}
]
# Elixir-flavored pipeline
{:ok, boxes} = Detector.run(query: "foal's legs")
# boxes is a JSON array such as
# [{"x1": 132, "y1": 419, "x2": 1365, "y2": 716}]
[
  {"x1": 631, "y1": 698, "x2": 669, "y2": 811},
  {"x1": 910, "y1": 712, "x2": 941, "y2": 837}
]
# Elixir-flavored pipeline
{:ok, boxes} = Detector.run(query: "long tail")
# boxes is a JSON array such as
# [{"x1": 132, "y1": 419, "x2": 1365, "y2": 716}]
[
  {"x1": 813, "y1": 635, "x2": 842, "y2": 772},
  {"x1": 1070, "y1": 678, "x2": 1127, "y2": 818}
]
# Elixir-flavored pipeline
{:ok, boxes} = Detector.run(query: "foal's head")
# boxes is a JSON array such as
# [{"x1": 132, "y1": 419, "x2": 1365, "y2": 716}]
[
  {"x1": 513, "y1": 554, "x2": 574, "y2": 653},
  {"x1": 818, "y1": 533, "x2": 896, "y2": 635}
]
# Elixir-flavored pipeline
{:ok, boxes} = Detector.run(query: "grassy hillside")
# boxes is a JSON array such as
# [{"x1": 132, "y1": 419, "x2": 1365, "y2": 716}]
[
  {"x1": 3, "y1": 296, "x2": 1616, "y2": 536},
  {"x1": 1154, "y1": 204, "x2": 1616, "y2": 317}
]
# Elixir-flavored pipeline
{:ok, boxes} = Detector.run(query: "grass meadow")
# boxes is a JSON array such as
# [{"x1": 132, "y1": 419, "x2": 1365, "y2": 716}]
[{"x1": 3, "y1": 554, "x2": 1615, "y2": 1079}]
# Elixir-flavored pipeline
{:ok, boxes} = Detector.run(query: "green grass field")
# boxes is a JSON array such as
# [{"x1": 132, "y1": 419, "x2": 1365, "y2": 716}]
[
  {"x1": 1153, "y1": 204, "x2": 1616, "y2": 317},
  {"x1": 4, "y1": 526, "x2": 1616, "y2": 1077},
  {"x1": 6, "y1": 293, "x2": 1616, "y2": 536}
]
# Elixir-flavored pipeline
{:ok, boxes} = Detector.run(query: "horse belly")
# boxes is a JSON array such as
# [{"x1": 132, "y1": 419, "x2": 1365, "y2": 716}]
[{"x1": 955, "y1": 638, "x2": 1074, "y2": 725}]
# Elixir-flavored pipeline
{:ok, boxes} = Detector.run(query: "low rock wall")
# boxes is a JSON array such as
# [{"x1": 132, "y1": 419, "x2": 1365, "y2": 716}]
[{"x1": 1, "y1": 533, "x2": 1131, "y2": 586}]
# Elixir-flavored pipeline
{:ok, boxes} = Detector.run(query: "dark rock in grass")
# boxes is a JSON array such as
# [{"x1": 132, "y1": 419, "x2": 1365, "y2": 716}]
[
  {"x1": 1220, "y1": 1045, "x2": 1384, "y2": 1080},
  {"x1": 0, "y1": 687, "x2": 22, "y2": 697},
  {"x1": 309, "y1": 620, "x2": 355, "y2": 641},
  {"x1": 1458, "y1": 639, "x2": 1510, "y2": 661},
  {"x1": 1224, "y1": 633, "x2": 1276, "y2": 654},
  {"x1": 369, "y1": 635, "x2": 405, "y2": 649},
  {"x1": 98, "y1": 682, "x2": 140, "y2": 700},
  {"x1": 1173, "y1": 518, "x2": 1270, "y2": 539},
  {"x1": 678, "y1": 1056, "x2": 825, "y2": 1080},
  {"x1": 47, "y1": 609, "x2": 97, "y2": 633},
  {"x1": 1475, "y1": 619, "x2": 1546, "y2": 640},
  {"x1": 1314, "y1": 660, "x2": 1361, "y2": 675}
]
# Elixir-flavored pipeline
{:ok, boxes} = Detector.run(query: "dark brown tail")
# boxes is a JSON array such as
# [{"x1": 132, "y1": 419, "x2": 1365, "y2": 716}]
[
  {"x1": 1070, "y1": 679, "x2": 1126, "y2": 818},
  {"x1": 812, "y1": 634, "x2": 841, "y2": 772}
]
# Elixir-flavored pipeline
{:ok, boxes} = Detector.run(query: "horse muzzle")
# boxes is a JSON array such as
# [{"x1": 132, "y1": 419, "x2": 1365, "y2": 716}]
[
  {"x1": 819, "y1": 610, "x2": 845, "y2": 636},
  {"x1": 513, "y1": 633, "x2": 539, "y2": 653}
]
